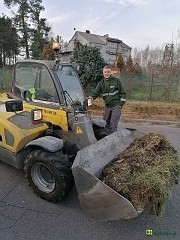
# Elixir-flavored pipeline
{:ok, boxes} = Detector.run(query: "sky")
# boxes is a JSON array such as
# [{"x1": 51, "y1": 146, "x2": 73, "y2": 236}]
[{"x1": 0, "y1": 0, "x2": 180, "y2": 50}]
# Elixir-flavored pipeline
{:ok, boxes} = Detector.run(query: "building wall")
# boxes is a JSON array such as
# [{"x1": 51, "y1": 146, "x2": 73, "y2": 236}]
[
  {"x1": 67, "y1": 33, "x2": 89, "y2": 51},
  {"x1": 89, "y1": 42, "x2": 107, "y2": 62},
  {"x1": 105, "y1": 41, "x2": 131, "y2": 65},
  {"x1": 62, "y1": 32, "x2": 131, "y2": 64}
]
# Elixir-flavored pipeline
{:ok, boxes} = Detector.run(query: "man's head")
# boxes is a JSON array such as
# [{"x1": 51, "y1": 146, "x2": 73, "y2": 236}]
[{"x1": 103, "y1": 65, "x2": 112, "y2": 80}]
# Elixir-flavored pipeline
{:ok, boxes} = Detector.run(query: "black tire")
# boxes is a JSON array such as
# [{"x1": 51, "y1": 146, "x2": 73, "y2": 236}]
[
  {"x1": 24, "y1": 149, "x2": 74, "y2": 202},
  {"x1": 93, "y1": 125, "x2": 109, "y2": 140}
]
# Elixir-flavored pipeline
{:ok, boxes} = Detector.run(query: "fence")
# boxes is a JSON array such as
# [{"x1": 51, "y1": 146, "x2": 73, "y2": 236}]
[
  {"x1": 120, "y1": 72, "x2": 180, "y2": 102},
  {"x1": 0, "y1": 67, "x2": 13, "y2": 92},
  {"x1": 1, "y1": 67, "x2": 180, "y2": 102}
]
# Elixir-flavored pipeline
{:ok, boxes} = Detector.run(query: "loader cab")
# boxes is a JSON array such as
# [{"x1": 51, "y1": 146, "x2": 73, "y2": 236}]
[
  {"x1": 12, "y1": 60, "x2": 86, "y2": 112},
  {"x1": 53, "y1": 63, "x2": 85, "y2": 112}
]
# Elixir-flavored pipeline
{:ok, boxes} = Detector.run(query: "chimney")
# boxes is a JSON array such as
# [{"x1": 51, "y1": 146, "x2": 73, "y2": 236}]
[{"x1": 86, "y1": 30, "x2": 90, "y2": 34}]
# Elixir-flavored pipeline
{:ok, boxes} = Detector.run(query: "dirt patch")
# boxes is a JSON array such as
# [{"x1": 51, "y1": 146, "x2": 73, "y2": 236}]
[{"x1": 89, "y1": 100, "x2": 180, "y2": 123}]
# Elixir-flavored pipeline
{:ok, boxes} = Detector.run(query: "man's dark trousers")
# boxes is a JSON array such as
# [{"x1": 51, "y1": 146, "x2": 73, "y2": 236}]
[{"x1": 103, "y1": 105, "x2": 121, "y2": 134}]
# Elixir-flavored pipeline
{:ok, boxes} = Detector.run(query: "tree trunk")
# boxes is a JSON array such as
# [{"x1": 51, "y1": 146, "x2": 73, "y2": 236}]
[
  {"x1": 21, "y1": 8, "x2": 29, "y2": 58},
  {"x1": 0, "y1": 53, "x2": 3, "y2": 67}
]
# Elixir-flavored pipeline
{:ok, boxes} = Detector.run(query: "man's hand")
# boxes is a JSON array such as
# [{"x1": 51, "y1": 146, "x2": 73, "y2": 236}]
[
  {"x1": 88, "y1": 96, "x2": 93, "y2": 106},
  {"x1": 120, "y1": 101, "x2": 126, "y2": 109},
  {"x1": 120, "y1": 98, "x2": 126, "y2": 108}
]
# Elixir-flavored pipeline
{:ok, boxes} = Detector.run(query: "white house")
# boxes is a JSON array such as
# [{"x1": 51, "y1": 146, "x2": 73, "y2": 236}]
[{"x1": 61, "y1": 30, "x2": 131, "y2": 65}]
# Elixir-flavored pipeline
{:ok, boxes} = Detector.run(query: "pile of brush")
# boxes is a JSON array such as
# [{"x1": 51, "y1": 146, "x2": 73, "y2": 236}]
[{"x1": 101, "y1": 133, "x2": 179, "y2": 216}]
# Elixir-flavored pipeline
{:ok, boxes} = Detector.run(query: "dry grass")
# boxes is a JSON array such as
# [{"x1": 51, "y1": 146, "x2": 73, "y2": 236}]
[
  {"x1": 101, "y1": 133, "x2": 180, "y2": 216},
  {"x1": 89, "y1": 98, "x2": 180, "y2": 122},
  {"x1": 91, "y1": 98, "x2": 180, "y2": 109}
]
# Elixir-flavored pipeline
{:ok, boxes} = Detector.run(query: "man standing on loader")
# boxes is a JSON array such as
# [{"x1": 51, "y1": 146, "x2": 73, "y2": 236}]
[{"x1": 91, "y1": 65, "x2": 126, "y2": 134}]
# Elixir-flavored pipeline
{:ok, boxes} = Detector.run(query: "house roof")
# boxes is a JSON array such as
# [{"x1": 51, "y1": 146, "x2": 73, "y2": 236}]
[
  {"x1": 107, "y1": 37, "x2": 122, "y2": 43},
  {"x1": 76, "y1": 31, "x2": 106, "y2": 45},
  {"x1": 121, "y1": 42, "x2": 132, "y2": 49},
  {"x1": 67, "y1": 31, "x2": 132, "y2": 53},
  {"x1": 76, "y1": 31, "x2": 131, "y2": 49}
]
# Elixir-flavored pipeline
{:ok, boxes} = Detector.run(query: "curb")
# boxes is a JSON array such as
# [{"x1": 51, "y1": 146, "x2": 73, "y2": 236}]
[
  {"x1": 122, "y1": 118, "x2": 180, "y2": 126},
  {"x1": 92, "y1": 115, "x2": 180, "y2": 127}
]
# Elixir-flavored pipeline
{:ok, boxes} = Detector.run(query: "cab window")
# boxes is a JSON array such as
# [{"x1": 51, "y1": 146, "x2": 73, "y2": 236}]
[{"x1": 14, "y1": 63, "x2": 59, "y2": 104}]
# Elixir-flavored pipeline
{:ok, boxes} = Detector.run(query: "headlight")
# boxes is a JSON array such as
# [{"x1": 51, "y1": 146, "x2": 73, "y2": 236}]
[{"x1": 31, "y1": 109, "x2": 42, "y2": 124}]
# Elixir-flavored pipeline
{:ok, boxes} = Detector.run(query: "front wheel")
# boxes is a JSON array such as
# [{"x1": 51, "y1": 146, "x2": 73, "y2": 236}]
[{"x1": 24, "y1": 149, "x2": 74, "y2": 202}]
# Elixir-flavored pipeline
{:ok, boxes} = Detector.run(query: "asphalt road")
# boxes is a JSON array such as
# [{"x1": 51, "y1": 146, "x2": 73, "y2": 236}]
[{"x1": 0, "y1": 122, "x2": 179, "y2": 240}]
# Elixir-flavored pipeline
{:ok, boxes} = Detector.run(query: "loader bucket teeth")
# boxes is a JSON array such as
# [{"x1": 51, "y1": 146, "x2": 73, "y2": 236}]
[{"x1": 72, "y1": 128, "x2": 144, "y2": 221}]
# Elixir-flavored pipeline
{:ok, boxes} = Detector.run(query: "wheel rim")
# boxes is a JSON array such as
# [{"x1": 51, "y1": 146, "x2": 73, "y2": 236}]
[{"x1": 31, "y1": 163, "x2": 55, "y2": 193}]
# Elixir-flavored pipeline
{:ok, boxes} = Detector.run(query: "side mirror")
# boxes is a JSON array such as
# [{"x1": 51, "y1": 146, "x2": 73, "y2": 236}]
[{"x1": 5, "y1": 100, "x2": 23, "y2": 112}]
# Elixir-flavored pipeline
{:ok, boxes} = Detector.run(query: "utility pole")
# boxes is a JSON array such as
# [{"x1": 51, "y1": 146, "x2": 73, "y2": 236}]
[
  {"x1": 162, "y1": 44, "x2": 174, "y2": 67},
  {"x1": 161, "y1": 43, "x2": 174, "y2": 101}
]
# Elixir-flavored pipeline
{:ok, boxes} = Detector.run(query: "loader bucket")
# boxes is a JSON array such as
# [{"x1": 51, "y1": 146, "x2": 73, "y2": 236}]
[{"x1": 72, "y1": 128, "x2": 144, "y2": 222}]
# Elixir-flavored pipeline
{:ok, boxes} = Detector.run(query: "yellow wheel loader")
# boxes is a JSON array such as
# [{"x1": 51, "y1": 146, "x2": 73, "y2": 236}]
[{"x1": 0, "y1": 59, "x2": 142, "y2": 221}]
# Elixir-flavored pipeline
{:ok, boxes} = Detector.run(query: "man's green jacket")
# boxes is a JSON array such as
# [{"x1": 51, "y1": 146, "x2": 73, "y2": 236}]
[{"x1": 91, "y1": 76, "x2": 126, "y2": 107}]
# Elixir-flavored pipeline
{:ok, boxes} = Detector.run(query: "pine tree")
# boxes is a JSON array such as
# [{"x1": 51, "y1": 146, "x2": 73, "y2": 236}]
[
  {"x1": 30, "y1": 0, "x2": 50, "y2": 59},
  {"x1": 3, "y1": 0, "x2": 50, "y2": 59},
  {"x1": 71, "y1": 41, "x2": 106, "y2": 94},
  {"x1": 4, "y1": 0, "x2": 31, "y2": 58},
  {"x1": 126, "y1": 55, "x2": 134, "y2": 72},
  {"x1": 117, "y1": 53, "x2": 125, "y2": 71},
  {"x1": 0, "y1": 15, "x2": 19, "y2": 66}
]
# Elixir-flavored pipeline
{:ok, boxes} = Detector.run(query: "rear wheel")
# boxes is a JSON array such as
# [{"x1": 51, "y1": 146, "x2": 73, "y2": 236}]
[{"x1": 24, "y1": 149, "x2": 74, "y2": 202}]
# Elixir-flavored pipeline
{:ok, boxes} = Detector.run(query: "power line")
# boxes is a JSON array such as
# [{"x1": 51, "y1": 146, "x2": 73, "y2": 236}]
[
  {"x1": 87, "y1": 1, "x2": 125, "y2": 30},
  {"x1": 91, "y1": 0, "x2": 145, "y2": 33},
  {"x1": 93, "y1": 0, "x2": 144, "y2": 32}
]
